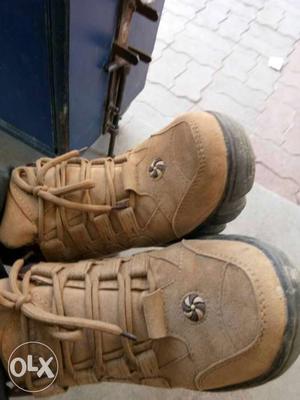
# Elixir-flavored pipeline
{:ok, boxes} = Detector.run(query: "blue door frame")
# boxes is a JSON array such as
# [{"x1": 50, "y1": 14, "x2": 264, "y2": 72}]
[{"x1": 0, "y1": 0, "x2": 164, "y2": 155}]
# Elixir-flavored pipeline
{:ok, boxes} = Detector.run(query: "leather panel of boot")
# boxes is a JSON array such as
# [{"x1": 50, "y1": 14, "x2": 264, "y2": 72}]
[{"x1": 0, "y1": 236, "x2": 299, "y2": 395}]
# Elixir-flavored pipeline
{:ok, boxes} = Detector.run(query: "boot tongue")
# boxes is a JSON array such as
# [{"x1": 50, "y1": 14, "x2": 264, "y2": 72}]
[
  {"x1": 122, "y1": 147, "x2": 148, "y2": 194},
  {"x1": 142, "y1": 289, "x2": 168, "y2": 339},
  {"x1": 113, "y1": 159, "x2": 129, "y2": 202}
]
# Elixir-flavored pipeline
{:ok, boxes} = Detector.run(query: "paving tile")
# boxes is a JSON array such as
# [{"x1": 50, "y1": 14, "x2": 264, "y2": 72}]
[
  {"x1": 279, "y1": 69, "x2": 300, "y2": 90},
  {"x1": 287, "y1": 44, "x2": 300, "y2": 72},
  {"x1": 250, "y1": 134, "x2": 300, "y2": 185},
  {"x1": 257, "y1": 3, "x2": 285, "y2": 29},
  {"x1": 287, "y1": 0, "x2": 300, "y2": 9},
  {"x1": 240, "y1": 34, "x2": 277, "y2": 57},
  {"x1": 271, "y1": 83, "x2": 300, "y2": 110},
  {"x1": 151, "y1": 40, "x2": 168, "y2": 62},
  {"x1": 194, "y1": 91, "x2": 258, "y2": 133},
  {"x1": 255, "y1": 162, "x2": 299, "y2": 204},
  {"x1": 248, "y1": 22, "x2": 295, "y2": 49},
  {"x1": 164, "y1": 0, "x2": 197, "y2": 19},
  {"x1": 219, "y1": 12, "x2": 250, "y2": 42},
  {"x1": 278, "y1": 13, "x2": 300, "y2": 39},
  {"x1": 181, "y1": 0, "x2": 208, "y2": 11},
  {"x1": 279, "y1": 0, "x2": 300, "y2": 15},
  {"x1": 136, "y1": 82, "x2": 193, "y2": 117},
  {"x1": 156, "y1": 10, "x2": 187, "y2": 44},
  {"x1": 240, "y1": 0, "x2": 265, "y2": 9},
  {"x1": 209, "y1": 72, "x2": 267, "y2": 111},
  {"x1": 255, "y1": 98, "x2": 295, "y2": 144},
  {"x1": 185, "y1": 23, "x2": 235, "y2": 54},
  {"x1": 246, "y1": 56, "x2": 280, "y2": 94},
  {"x1": 171, "y1": 61, "x2": 214, "y2": 101},
  {"x1": 221, "y1": 45, "x2": 259, "y2": 82},
  {"x1": 240, "y1": 22, "x2": 295, "y2": 57},
  {"x1": 283, "y1": 114, "x2": 300, "y2": 156},
  {"x1": 241, "y1": 34, "x2": 294, "y2": 58},
  {"x1": 148, "y1": 47, "x2": 189, "y2": 88},
  {"x1": 194, "y1": 2, "x2": 229, "y2": 31},
  {"x1": 171, "y1": 33, "x2": 226, "y2": 68},
  {"x1": 216, "y1": 0, "x2": 258, "y2": 21}
]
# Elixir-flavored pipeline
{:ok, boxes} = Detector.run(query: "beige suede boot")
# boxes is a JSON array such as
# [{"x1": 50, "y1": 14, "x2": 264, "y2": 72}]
[
  {"x1": 0, "y1": 112, "x2": 255, "y2": 261},
  {"x1": 0, "y1": 236, "x2": 299, "y2": 396}
]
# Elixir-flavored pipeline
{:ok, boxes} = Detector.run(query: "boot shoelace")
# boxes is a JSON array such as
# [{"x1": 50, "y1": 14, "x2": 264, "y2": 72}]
[
  {"x1": 11, "y1": 150, "x2": 131, "y2": 242},
  {"x1": 0, "y1": 257, "x2": 156, "y2": 390}
]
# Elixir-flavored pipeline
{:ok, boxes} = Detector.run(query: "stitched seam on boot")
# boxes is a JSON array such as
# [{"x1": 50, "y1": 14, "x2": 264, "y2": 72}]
[
  {"x1": 184, "y1": 248, "x2": 267, "y2": 388},
  {"x1": 10, "y1": 186, "x2": 35, "y2": 222},
  {"x1": 172, "y1": 118, "x2": 206, "y2": 236}
]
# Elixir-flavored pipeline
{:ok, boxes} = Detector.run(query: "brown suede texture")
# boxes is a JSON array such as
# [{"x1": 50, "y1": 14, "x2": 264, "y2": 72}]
[
  {"x1": 0, "y1": 238, "x2": 288, "y2": 395},
  {"x1": 0, "y1": 112, "x2": 227, "y2": 261}
]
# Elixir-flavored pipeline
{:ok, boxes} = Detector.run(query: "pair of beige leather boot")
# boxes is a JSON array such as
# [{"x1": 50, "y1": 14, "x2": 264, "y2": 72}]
[{"x1": 0, "y1": 111, "x2": 299, "y2": 397}]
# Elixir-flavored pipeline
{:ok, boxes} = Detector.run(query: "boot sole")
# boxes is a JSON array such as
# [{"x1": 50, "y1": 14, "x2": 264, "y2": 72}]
[
  {"x1": 184, "y1": 112, "x2": 255, "y2": 238},
  {"x1": 208, "y1": 235, "x2": 300, "y2": 389}
]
